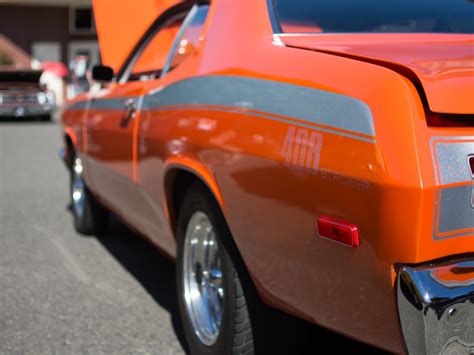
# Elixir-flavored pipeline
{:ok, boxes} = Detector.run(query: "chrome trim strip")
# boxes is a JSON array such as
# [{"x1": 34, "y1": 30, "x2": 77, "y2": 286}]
[
  {"x1": 397, "y1": 259, "x2": 474, "y2": 355},
  {"x1": 266, "y1": 0, "x2": 282, "y2": 33},
  {"x1": 272, "y1": 34, "x2": 286, "y2": 47},
  {"x1": 275, "y1": 33, "x2": 383, "y2": 37},
  {"x1": 161, "y1": 4, "x2": 199, "y2": 77}
]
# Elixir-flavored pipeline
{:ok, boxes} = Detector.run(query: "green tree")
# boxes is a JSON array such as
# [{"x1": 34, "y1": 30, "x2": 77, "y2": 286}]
[{"x1": 0, "y1": 51, "x2": 14, "y2": 65}]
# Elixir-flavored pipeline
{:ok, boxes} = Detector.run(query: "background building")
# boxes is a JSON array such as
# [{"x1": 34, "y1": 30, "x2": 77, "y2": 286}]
[
  {"x1": 0, "y1": 0, "x2": 99, "y2": 66},
  {"x1": 0, "y1": 33, "x2": 32, "y2": 68}
]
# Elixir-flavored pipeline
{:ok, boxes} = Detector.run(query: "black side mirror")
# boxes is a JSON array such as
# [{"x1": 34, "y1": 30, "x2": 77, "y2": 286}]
[{"x1": 92, "y1": 65, "x2": 114, "y2": 82}]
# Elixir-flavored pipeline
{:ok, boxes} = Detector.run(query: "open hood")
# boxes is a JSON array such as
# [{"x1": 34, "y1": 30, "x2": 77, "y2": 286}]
[
  {"x1": 282, "y1": 34, "x2": 474, "y2": 114},
  {"x1": 92, "y1": 0, "x2": 182, "y2": 73}
]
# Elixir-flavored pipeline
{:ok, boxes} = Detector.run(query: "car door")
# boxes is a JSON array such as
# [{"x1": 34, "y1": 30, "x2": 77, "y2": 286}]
[
  {"x1": 85, "y1": 11, "x2": 186, "y2": 223},
  {"x1": 84, "y1": 80, "x2": 145, "y2": 220},
  {"x1": 134, "y1": 4, "x2": 211, "y2": 253}
]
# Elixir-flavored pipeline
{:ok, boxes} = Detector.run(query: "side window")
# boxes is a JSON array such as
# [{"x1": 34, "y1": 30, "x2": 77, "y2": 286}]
[
  {"x1": 128, "y1": 16, "x2": 185, "y2": 81},
  {"x1": 167, "y1": 5, "x2": 209, "y2": 73}
]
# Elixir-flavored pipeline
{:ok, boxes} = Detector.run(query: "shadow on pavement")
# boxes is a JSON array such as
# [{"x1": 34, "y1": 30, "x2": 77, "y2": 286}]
[
  {"x1": 94, "y1": 217, "x2": 390, "y2": 355},
  {"x1": 96, "y1": 217, "x2": 189, "y2": 353},
  {"x1": 0, "y1": 116, "x2": 55, "y2": 124}
]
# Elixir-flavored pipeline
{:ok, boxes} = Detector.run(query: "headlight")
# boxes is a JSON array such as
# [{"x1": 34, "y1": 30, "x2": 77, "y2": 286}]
[
  {"x1": 0, "y1": 94, "x2": 3, "y2": 105},
  {"x1": 37, "y1": 92, "x2": 47, "y2": 105},
  {"x1": 46, "y1": 91, "x2": 56, "y2": 106}
]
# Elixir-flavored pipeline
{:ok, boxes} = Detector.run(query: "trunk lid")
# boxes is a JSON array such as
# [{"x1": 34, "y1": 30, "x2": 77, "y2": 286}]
[{"x1": 281, "y1": 34, "x2": 474, "y2": 114}]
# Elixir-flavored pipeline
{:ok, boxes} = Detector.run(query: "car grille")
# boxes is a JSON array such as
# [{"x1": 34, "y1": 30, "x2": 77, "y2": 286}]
[{"x1": 1, "y1": 93, "x2": 39, "y2": 105}]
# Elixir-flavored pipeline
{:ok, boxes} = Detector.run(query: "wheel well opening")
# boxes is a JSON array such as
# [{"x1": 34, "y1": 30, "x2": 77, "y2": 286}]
[
  {"x1": 166, "y1": 169, "x2": 266, "y2": 316},
  {"x1": 167, "y1": 170, "x2": 206, "y2": 237},
  {"x1": 64, "y1": 134, "x2": 74, "y2": 168}
]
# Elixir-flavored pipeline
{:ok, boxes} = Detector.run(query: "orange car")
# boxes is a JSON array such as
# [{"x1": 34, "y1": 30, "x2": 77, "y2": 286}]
[{"x1": 60, "y1": 0, "x2": 474, "y2": 353}]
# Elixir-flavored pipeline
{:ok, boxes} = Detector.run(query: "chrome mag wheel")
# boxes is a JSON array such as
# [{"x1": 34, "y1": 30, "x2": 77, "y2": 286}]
[
  {"x1": 183, "y1": 211, "x2": 225, "y2": 346},
  {"x1": 71, "y1": 157, "x2": 85, "y2": 220}
]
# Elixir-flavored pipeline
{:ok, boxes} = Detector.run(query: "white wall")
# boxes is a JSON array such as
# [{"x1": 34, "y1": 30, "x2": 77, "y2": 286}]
[{"x1": 32, "y1": 42, "x2": 61, "y2": 62}]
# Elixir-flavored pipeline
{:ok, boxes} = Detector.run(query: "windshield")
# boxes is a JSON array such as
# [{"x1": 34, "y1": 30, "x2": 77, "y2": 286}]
[{"x1": 273, "y1": 0, "x2": 474, "y2": 34}]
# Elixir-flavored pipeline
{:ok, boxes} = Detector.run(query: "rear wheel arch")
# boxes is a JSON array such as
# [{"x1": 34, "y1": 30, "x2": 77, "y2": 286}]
[
  {"x1": 63, "y1": 129, "x2": 77, "y2": 168},
  {"x1": 164, "y1": 164, "x2": 226, "y2": 238},
  {"x1": 164, "y1": 164, "x2": 263, "y2": 304},
  {"x1": 170, "y1": 169, "x2": 305, "y2": 353},
  {"x1": 175, "y1": 180, "x2": 257, "y2": 353}
]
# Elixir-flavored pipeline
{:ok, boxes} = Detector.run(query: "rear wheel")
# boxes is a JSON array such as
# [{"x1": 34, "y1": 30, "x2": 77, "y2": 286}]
[
  {"x1": 176, "y1": 183, "x2": 255, "y2": 354},
  {"x1": 70, "y1": 155, "x2": 108, "y2": 235}
]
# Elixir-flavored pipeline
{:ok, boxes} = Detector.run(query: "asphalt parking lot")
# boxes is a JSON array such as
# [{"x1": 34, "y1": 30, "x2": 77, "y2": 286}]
[{"x1": 0, "y1": 116, "x2": 388, "y2": 354}]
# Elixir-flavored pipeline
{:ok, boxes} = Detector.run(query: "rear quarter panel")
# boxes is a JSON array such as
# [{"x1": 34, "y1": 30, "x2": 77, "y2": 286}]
[
  {"x1": 64, "y1": 1, "x2": 473, "y2": 352},
  {"x1": 135, "y1": 1, "x2": 432, "y2": 352}
]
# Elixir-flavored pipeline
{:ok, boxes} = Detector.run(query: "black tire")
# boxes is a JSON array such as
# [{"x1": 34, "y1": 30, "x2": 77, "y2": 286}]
[
  {"x1": 70, "y1": 154, "x2": 108, "y2": 235},
  {"x1": 176, "y1": 182, "x2": 256, "y2": 355}
]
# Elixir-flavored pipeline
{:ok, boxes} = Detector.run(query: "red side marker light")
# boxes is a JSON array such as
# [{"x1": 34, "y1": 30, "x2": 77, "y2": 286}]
[{"x1": 317, "y1": 215, "x2": 359, "y2": 247}]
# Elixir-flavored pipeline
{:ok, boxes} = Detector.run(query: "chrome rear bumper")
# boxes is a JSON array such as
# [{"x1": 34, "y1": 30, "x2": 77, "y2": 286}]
[{"x1": 397, "y1": 258, "x2": 474, "y2": 355}]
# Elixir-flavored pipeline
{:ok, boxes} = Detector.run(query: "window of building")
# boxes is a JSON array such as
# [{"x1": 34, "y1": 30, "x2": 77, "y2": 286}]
[
  {"x1": 70, "y1": 7, "x2": 96, "y2": 34},
  {"x1": 0, "y1": 51, "x2": 14, "y2": 66}
]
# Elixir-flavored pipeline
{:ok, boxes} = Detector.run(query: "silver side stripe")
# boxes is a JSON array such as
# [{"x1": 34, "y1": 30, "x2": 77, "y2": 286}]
[
  {"x1": 431, "y1": 136, "x2": 474, "y2": 240},
  {"x1": 68, "y1": 75, "x2": 376, "y2": 142},
  {"x1": 68, "y1": 97, "x2": 134, "y2": 111},
  {"x1": 152, "y1": 105, "x2": 375, "y2": 143},
  {"x1": 142, "y1": 75, "x2": 375, "y2": 138},
  {"x1": 67, "y1": 100, "x2": 89, "y2": 111}
]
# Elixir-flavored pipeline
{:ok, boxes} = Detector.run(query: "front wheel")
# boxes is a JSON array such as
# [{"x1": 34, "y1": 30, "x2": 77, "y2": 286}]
[
  {"x1": 70, "y1": 155, "x2": 108, "y2": 235},
  {"x1": 176, "y1": 183, "x2": 255, "y2": 355}
]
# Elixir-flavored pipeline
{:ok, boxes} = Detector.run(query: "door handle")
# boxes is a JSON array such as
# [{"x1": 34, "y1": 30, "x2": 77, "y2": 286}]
[{"x1": 120, "y1": 98, "x2": 137, "y2": 128}]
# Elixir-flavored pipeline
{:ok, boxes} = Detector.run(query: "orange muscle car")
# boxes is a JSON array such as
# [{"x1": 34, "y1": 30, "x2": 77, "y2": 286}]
[{"x1": 60, "y1": 0, "x2": 474, "y2": 353}]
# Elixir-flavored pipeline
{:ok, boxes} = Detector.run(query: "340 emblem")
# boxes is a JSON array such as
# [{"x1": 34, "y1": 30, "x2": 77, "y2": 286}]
[{"x1": 281, "y1": 126, "x2": 323, "y2": 174}]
